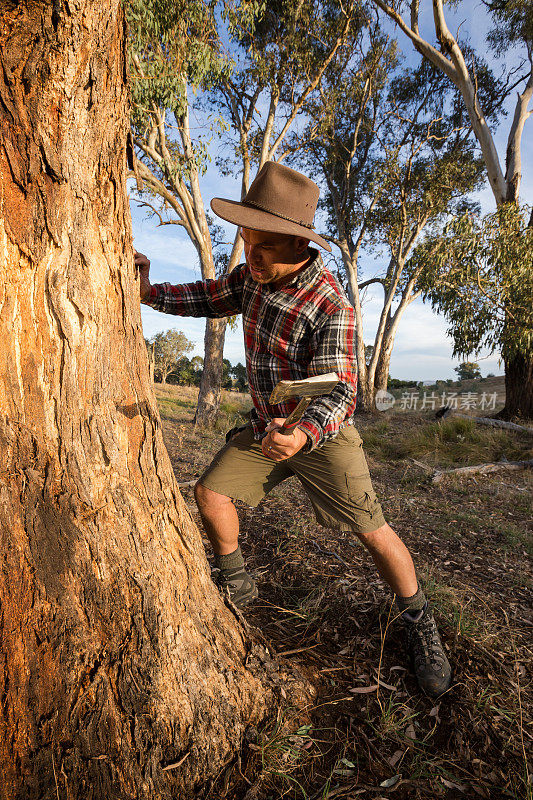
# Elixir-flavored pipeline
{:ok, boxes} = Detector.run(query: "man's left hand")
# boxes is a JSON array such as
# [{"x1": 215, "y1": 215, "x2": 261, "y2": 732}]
[{"x1": 262, "y1": 418, "x2": 308, "y2": 461}]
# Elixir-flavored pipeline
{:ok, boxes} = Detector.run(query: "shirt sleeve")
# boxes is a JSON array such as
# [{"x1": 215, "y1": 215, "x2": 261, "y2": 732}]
[
  {"x1": 297, "y1": 305, "x2": 357, "y2": 451},
  {"x1": 142, "y1": 264, "x2": 245, "y2": 318}
]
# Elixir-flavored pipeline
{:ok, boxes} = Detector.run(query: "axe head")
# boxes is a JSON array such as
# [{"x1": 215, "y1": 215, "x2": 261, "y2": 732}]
[{"x1": 269, "y1": 372, "x2": 339, "y2": 404}]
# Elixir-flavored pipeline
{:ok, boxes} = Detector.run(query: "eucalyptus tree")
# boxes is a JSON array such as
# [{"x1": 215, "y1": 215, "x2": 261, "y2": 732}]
[
  {"x1": 413, "y1": 204, "x2": 533, "y2": 416},
  {"x1": 295, "y1": 31, "x2": 486, "y2": 409},
  {"x1": 361, "y1": 61, "x2": 486, "y2": 400},
  {"x1": 369, "y1": 0, "x2": 533, "y2": 417},
  {"x1": 127, "y1": 0, "x2": 231, "y2": 427},
  {"x1": 127, "y1": 0, "x2": 358, "y2": 426},
  {"x1": 212, "y1": 0, "x2": 360, "y2": 271},
  {"x1": 0, "y1": 0, "x2": 270, "y2": 795},
  {"x1": 149, "y1": 329, "x2": 194, "y2": 385}
]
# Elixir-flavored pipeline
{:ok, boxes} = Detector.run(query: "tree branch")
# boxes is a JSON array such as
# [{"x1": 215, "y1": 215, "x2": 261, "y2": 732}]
[
  {"x1": 370, "y1": 0, "x2": 508, "y2": 204},
  {"x1": 370, "y1": 0, "x2": 456, "y2": 80},
  {"x1": 358, "y1": 277, "x2": 384, "y2": 290},
  {"x1": 505, "y1": 54, "x2": 533, "y2": 202},
  {"x1": 136, "y1": 199, "x2": 186, "y2": 229},
  {"x1": 268, "y1": 6, "x2": 355, "y2": 160}
]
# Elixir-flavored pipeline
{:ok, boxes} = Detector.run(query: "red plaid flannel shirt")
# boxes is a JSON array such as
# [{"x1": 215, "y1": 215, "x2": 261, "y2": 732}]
[{"x1": 143, "y1": 249, "x2": 357, "y2": 451}]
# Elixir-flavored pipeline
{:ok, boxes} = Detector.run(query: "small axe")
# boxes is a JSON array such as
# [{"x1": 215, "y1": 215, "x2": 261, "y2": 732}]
[{"x1": 269, "y1": 372, "x2": 339, "y2": 435}]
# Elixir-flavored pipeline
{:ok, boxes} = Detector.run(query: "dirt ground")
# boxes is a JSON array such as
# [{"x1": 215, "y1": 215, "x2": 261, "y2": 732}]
[{"x1": 155, "y1": 384, "x2": 532, "y2": 800}]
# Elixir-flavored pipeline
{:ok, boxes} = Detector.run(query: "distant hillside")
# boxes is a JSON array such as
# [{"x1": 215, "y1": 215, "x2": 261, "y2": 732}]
[{"x1": 387, "y1": 375, "x2": 505, "y2": 415}]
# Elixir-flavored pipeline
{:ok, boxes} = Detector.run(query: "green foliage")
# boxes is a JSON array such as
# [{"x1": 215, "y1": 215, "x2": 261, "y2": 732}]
[
  {"x1": 171, "y1": 354, "x2": 204, "y2": 386},
  {"x1": 213, "y1": 0, "x2": 360, "y2": 177},
  {"x1": 238, "y1": 0, "x2": 357, "y2": 87},
  {"x1": 485, "y1": 0, "x2": 533, "y2": 55},
  {"x1": 222, "y1": 357, "x2": 232, "y2": 388},
  {"x1": 454, "y1": 362, "x2": 482, "y2": 381},
  {"x1": 126, "y1": 0, "x2": 235, "y2": 206},
  {"x1": 290, "y1": 27, "x2": 490, "y2": 408},
  {"x1": 127, "y1": 0, "x2": 229, "y2": 121},
  {"x1": 222, "y1": 0, "x2": 266, "y2": 41},
  {"x1": 366, "y1": 59, "x2": 487, "y2": 269},
  {"x1": 230, "y1": 361, "x2": 248, "y2": 392},
  {"x1": 388, "y1": 377, "x2": 418, "y2": 389},
  {"x1": 148, "y1": 329, "x2": 194, "y2": 382},
  {"x1": 295, "y1": 38, "x2": 487, "y2": 252},
  {"x1": 414, "y1": 204, "x2": 533, "y2": 362},
  {"x1": 293, "y1": 16, "x2": 396, "y2": 238}
]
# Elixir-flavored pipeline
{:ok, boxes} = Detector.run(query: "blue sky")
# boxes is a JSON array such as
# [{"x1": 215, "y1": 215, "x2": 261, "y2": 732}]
[{"x1": 131, "y1": 1, "x2": 532, "y2": 382}]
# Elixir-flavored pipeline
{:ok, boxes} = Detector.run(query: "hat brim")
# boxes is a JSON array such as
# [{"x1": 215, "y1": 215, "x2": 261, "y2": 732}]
[{"x1": 210, "y1": 198, "x2": 332, "y2": 253}]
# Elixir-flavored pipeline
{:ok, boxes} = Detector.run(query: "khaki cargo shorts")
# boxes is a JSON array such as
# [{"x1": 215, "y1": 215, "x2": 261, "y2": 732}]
[{"x1": 198, "y1": 424, "x2": 386, "y2": 534}]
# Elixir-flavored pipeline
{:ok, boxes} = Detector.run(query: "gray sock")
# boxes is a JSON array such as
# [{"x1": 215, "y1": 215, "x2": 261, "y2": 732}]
[
  {"x1": 215, "y1": 546, "x2": 244, "y2": 571},
  {"x1": 396, "y1": 585, "x2": 427, "y2": 622}
]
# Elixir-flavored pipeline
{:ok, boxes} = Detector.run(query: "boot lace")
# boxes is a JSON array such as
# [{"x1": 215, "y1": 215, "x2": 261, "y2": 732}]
[{"x1": 406, "y1": 611, "x2": 446, "y2": 672}]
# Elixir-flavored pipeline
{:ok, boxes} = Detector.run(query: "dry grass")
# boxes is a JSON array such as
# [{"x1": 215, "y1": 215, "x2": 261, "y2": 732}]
[
  {"x1": 362, "y1": 415, "x2": 532, "y2": 467},
  {"x1": 154, "y1": 383, "x2": 251, "y2": 430},
  {"x1": 154, "y1": 384, "x2": 532, "y2": 800}
]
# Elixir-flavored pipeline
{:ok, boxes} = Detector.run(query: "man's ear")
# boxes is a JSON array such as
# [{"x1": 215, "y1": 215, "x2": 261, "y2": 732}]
[{"x1": 294, "y1": 237, "x2": 310, "y2": 256}]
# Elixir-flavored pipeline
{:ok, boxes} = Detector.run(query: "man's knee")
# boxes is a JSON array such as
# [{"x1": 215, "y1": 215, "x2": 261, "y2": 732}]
[
  {"x1": 194, "y1": 482, "x2": 233, "y2": 512},
  {"x1": 355, "y1": 521, "x2": 392, "y2": 545}
]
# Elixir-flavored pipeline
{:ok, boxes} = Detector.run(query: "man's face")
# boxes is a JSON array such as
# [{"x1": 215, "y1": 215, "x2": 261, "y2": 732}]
[{"x1": 240, "y1": 228, "x2": 310, "y2": 288}]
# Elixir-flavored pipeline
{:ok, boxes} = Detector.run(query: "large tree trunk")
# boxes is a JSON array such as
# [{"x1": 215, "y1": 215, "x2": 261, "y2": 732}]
[
  {"x1": 194, "y1": 318, "x2": 227, "y2": 427},
  {"x1": 0, "y1": 2, "x2": 270, "y2": 797},
  {"x1": 148, "y1": 345, "x2": 155, "y2": 383},
  {"x1": 356, "y1": 376, "x2": 376, "y2": 413},
  {"x1": 500, "y1": 350, "x2": 533, "y2": 421},
  {"x1": 374, "y1": 310, "x2": 404, "y2": 398},
  {"x1": 374, "y1": 345, "x2": 391, "y2": 395},
  {"x1": 501, "y1": 207, "x2": 533, "y2": 421}
]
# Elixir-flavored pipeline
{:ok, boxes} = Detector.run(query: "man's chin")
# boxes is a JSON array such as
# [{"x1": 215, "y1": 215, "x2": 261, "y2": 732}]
[{"x1": 250, "y1": 269, "x2": 271, "y2": 283}]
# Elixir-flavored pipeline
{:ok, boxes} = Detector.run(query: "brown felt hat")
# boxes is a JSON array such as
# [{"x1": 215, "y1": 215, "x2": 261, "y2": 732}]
[{"x1": 211, "y1": 162, "x2": 332, "y2": 252}]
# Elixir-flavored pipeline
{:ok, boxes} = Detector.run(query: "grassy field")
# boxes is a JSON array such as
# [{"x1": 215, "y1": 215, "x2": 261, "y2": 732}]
[{"x1": 154, "y1": 382, "x2": 532, "y2": 800}]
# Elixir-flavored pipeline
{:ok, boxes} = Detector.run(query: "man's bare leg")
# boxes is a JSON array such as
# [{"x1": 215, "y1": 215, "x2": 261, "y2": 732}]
[
  {"x1": 194, "y1": 483, "x2": 239, "y2": 555},
  {"x1": 356, "y1": 520, "x2": 452, "y2": 697},
  {"x1": 194, "y1": 482, "x2": 258, "y2": 606},
  {"x1": 354, "y1": 522, "x2": 418, "y2": 598}
]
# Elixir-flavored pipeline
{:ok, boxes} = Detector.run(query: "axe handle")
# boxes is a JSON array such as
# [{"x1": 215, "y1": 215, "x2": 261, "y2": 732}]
[{"x1": 279, "y1": 398, "x2": 312, "y2": 435}]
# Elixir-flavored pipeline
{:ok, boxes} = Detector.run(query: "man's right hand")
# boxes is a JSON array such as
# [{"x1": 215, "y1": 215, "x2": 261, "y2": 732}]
[{"x1": 135, "y1": 251, "x2": 152, "y2": 302}]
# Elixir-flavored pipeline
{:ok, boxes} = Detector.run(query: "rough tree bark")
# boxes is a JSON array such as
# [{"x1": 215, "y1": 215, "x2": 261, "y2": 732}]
[
  {"x1": 0, "y1": 2, "x2": 271, "y2": 797},
  {"x1": 147, "y1": 342, "x2": 155, "y2": 384}
]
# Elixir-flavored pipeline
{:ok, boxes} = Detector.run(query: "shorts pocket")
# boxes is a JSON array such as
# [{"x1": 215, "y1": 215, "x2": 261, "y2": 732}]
[{"x1": 346, "y1": 475, "x2": 378, "y2": 518}]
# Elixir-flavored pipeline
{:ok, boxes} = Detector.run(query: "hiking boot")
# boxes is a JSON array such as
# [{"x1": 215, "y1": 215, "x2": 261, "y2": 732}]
[
  {"x1": 213, "y1": 565, "x2": 258, "y2": 609},
  {"x1": 403, "y1": 604, "x2": 452, "y2": 698}
]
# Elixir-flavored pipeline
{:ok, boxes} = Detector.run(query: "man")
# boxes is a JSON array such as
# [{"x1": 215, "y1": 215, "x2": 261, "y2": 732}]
[{"x1": 137, "y1": 162, "x2": 452, "y2": 698}]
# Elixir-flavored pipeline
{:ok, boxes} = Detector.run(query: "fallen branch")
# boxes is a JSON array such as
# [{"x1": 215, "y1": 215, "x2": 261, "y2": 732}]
[
  {"x1": 432, "y1": 459, "x2": 533, "y2": 484},
  {"x1": 440, "y1": 409, "x2": 533, "y2": 435},
  {"x1": 408, "y1": 458, "x2": 434, "y2": 473}
]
